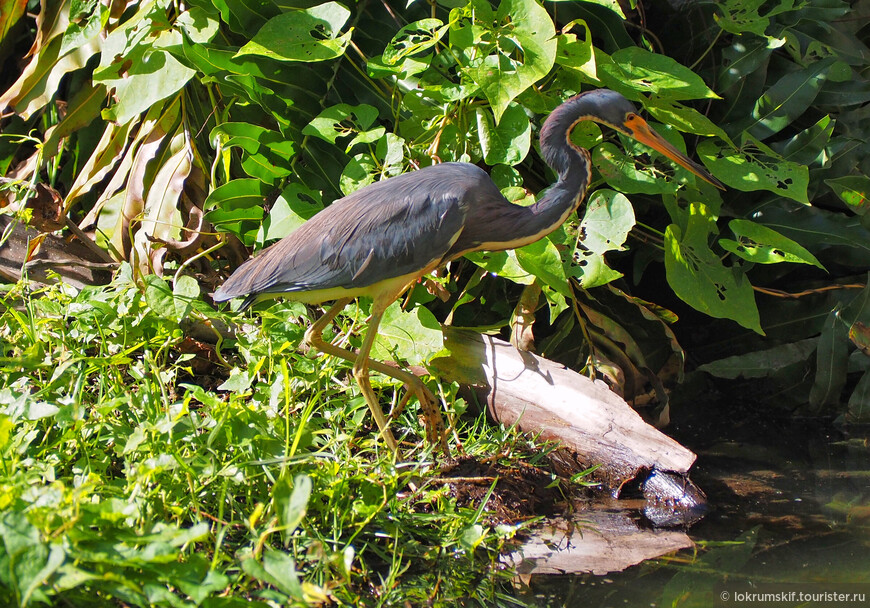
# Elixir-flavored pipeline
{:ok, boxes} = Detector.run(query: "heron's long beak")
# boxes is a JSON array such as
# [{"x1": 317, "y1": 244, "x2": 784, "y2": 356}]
[{"x1": 626, "y1": 117, "x2": 726, "y2": 190}]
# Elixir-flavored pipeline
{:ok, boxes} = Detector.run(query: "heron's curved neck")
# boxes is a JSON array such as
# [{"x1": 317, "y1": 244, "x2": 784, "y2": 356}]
[{"x1": 503, "y1": 93, "x2": 597, "y2": 248}]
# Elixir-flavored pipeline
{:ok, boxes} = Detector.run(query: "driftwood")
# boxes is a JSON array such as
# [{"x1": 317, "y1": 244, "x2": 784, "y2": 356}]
[{"x1": 430, "y1": 327, "x2": 697, "y2": 492}]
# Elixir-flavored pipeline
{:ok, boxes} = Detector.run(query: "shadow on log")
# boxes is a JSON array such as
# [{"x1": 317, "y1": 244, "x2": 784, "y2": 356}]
[{"x1": 430, "y1": 327, "x2": 698, "y2": 495}]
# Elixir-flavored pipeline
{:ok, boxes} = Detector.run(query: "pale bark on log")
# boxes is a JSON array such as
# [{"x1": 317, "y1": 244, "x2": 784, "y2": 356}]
[{"x1": 430, "y1": 327, "x2": 697, "y2": 491}]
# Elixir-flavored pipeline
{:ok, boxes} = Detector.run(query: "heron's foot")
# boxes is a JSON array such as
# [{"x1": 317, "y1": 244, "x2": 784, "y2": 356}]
[{"x1": 391, "y1": 382, "x2": 447, "y2": 454}]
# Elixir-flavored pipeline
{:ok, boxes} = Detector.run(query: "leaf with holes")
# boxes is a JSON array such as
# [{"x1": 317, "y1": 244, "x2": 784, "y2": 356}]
[
  {"x1": 456, "y1": 0, "x2": 557, "y2": 122},
  {"x1": 720, "y1": 219, "x2": 824, "y2": 268},
  {"x1": 303, "y1": 104, "x2": 379, "y2": 144},
  {"x1": 599, "y1": 47, "x2": 719, "y2": 101},
  {"x1": 644, "y1": 97, "x2": 731, "y2": 143},
  {"x1": 665, "y1": 205, "x2": 762, "y2": 333},
  {"x1": 383, "y1": 18, "x2": 448, "y2": 65},
  {"x1": 556, "y1": 19, "x2": 596, "y2": 80},
  {"x1": 235, "y1": 2, "x2": 352, "y2": 62},
  {"x1": 569, "y1": 190, "x2": 634, "y2": 288},
  {"x1": 697, "y1": 135, "x2": 809, "y2": 204}
]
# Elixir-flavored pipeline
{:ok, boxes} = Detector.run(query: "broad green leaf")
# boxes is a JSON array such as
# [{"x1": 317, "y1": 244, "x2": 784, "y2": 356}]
[
  {"x1": 665, "y1": 204, "x2": 762, "y2": 333},
  {"x1": 456, "y1": 0, "x2": 557, "y2": 122},
  {"x1": 599, "y1": 47, "x2": 719, "y2": 101},
  {"x1": 465, "y1": 250, "x2": 535, "y2": 285},
  {"x1": 772, "y1": 115, "x2": 834, "y2": 165},
  {"x1": 714, "y1": 0, "x2": 797, "y2": 37},
  {"x1": 556, "y1": 20, "x2": 596, "y2": 81},
  {"x1": 373, "y1": 302, "x2": 443, "y2": 366},
  {"x1": 95, "y1": 25, "x2": 196, "y2": 125},
  {"x1": 644, "y1": 97, "x2": 731, "y2": 143},
  {"x1": 175, "y1": 5, "x2": 220, "y2": 44},
  {"x1": 741, "y1": 58, "x2": 835, "y2": 140},
  {"x1": 720, "y1": 219, "x2": 824, "y2": 268},
  {"x1": 173, "y1": 274, "x2": 200, "y2": 321},
  {"x1": 570, "y1": 190, "x2": 634, "y2": 288},
  {"x1": 595, "y1": 142, "x2": 679, "y2": 195},
  {"x1": 848, "y1": 367, "x2": 870, "y2": 421},
  {"x1": 697, "y1": 135, "x2": 809, "y2": 204},
  {"x1": 211, "y1": 122, "x2": 295, "y2": 184},
  {"x1": 699, "y1": 339, "x2": 818, "y2": 379},
  {"x1": 273, "y1": 474, "x2": 311, "y2": 540},
  {"x1": 59, "y1": 0, "x2": 105, "y2": 57},
  {"x1": 825, "y1": 176, "x2": 870, "y2": 216},
  {"x1": 235, "y1": 2, "x2": 352, "y2": 62},
  {"x1": 718, "y1": 35, "x2": 782, "y2": 91},
  {"x1": 42, "y1": 82, "x2": 107, "y2": 160},
  {"x1": 204, "y1": 179, "x2": 268, "y2": 244},
  {"x1": 809, "y1": 309, "x2": 849, "y2": 409},
  {"x1": 516, "y1": 237, "x2": 571, "y2": 298},
  {"x1": 261, "y1": 182, "x2": 324, "y2": 243},
  {"x1": 0, "y1": 0, "x2": 27, "y2": 45},
  {"x1": 302, "y1": 104, "x2": 379, "y2": 144},
  {"x1": 383, "y1": 18, "x2": 448, "y2": 65},
  {"x1": 475, "y1": 104, "x2": 531, "y2": 166}
]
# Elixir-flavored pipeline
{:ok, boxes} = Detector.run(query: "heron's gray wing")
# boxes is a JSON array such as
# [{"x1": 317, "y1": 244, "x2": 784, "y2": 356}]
[{"x1": 214, "y1": 164, "x2": 485, "y2": 301}]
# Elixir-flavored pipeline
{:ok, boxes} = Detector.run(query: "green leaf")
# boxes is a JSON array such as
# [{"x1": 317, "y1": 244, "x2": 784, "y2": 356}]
[
  {"x1": 847, "y1": 367, "x2": 870, "y2": 421},
  {"x1": 720, "y1": 219, "x2": 824, "y2": 268},
  {"x1": 516, "y1": 237, "x2": 571, "y2": 298},
  {"x1": 644, "y1": 97, "x2": 731, "y2": 143},
  {"x1": 465, "y1": 250, "x2": 535, "y2": 285},
  {"x1": 809, "y1": 309, "x2": 848, "y2": 409},
  {"x1": 826, "y1": 176, "x2": 870, "y2": 216},
  {"x1": 94, "y1": 16, "x2": 196, "y2": 125},
  {"x1": 718, "y1": 35, "x2": 782, "y2": 92},
  {"x1": 0, "y1": 0, "x2": 27, "y2": 45},
  {"x1": 570, "y1": 190, "x2": 634, "y2": 288},
  {"x1": 273, "y1": 474, "x2": 311, "y2": 541},
  {"x1": 456, "y1": 0, "x2": 557, "y2": 122},
  {"x1": 211, "y1": 122, "x2": 295, "y2": 184},
  {"x1": 772, "y1": 115, "x2": 834, "y2": 165},
  {"x1": 260, "y1": 182, "x2": 324, "y2": 243},
  {"x1": 698, "y1": 338, "x2": 818, "y2": 379},
  {"x1": 383, "y1": 18, "x2": 448, "y2": 65},
  {"x1": 302, "y1": 104, "x2": 379, "y2": 144},
  {"x1": 714, "y1": 0, "x2": 797, "y2": 37},
  {"x1": 235, "y1": 2, "x2": 352, "y2": 62},
  {"x1": 555, "y1": 20, "x2": 596, "y2": 81},
  {"x1": 664, "y1": 205, "x2": 762, "y2": 333},
  {"x1": 697, "y1": 135, "x2": 809, "y2": 204},
  {"x1": 599, "y1": 47, "x2": 719, "y2": 101},
  {"x1": 373, "y1": 302, "x2": 443, "y2": 366},
  {"x1": 475, "y1": 104, "x2": 531, "y2": 166},
  {"x1": 204, "y1": 179, "x2": 268, "y2": 244},
  {"x1": 740, "y1": 58, "x2": 835, "y2": 140}
]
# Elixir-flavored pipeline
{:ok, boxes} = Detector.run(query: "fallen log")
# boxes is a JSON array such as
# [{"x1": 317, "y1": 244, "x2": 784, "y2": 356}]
[{"x1": 430, "y1": 327, "x2": 697, "y2": 493}]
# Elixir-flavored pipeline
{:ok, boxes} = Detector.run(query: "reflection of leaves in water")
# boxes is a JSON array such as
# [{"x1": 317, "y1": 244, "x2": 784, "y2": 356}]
[{"x1": 658, "y1": 527, "x2": 758, "y2": 608}]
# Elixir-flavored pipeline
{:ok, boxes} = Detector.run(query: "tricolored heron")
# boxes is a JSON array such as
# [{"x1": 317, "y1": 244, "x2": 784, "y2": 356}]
[{"x1": 213, "y1": 89, "x2": 724, "y2": 453}]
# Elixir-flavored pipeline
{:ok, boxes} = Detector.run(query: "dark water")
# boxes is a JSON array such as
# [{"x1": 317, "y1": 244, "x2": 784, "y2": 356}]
[{"x1": 508, "y1": 408, "x2": 870, "y2": 607}]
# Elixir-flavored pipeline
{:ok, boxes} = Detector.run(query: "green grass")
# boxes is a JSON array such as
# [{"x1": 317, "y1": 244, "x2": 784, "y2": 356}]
[{"x1": 0, "y1": 268, "x2": 547, "y2": 607}]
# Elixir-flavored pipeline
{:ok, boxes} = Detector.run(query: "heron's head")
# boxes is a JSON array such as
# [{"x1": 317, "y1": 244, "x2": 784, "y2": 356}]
[{"x1": 581, "y1": 89, "x2": 725, "y2": 190}]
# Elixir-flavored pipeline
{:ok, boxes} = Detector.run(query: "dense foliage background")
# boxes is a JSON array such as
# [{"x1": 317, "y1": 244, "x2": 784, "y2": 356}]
[{"x1": 1, "y1": 0, "x2": 870, "y2": 604}]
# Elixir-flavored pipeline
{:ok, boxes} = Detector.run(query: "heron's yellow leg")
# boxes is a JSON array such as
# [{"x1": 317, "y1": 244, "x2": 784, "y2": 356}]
[{"x1": 303, "y1": 299, "x2": 448, "y2": 453}]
